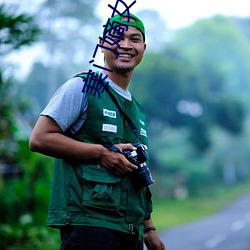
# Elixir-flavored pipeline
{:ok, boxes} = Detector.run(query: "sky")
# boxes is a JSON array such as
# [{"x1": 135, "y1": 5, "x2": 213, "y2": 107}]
[
  {"x1": 2, "y1": 0, "x2": 250, "y2": 29},
  {"x1": 97, "y1": 0, "x2": 250, "y2": 30},
  {"x1": 2, "y1": 0, "x2": 250, "y2": 78}
]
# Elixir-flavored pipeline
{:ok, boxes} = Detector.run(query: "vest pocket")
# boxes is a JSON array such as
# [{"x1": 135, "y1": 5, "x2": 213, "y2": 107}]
[{"x1": 81, "y1": 164, "x2": 122, "y2": 211}]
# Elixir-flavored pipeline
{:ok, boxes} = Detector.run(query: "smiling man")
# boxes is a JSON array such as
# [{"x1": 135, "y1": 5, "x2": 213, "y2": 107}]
[
  {"x1": 101, "y1": 13, "x2": 146, "y2": 85},
  {"x1": 29, "y1": 13, "x2": 165, "y2": 250}
]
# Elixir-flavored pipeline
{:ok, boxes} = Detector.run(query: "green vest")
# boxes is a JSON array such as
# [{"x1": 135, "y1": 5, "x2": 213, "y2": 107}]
[{"x1": 47, "y1": 74, "x2": 152, "y2": 239}]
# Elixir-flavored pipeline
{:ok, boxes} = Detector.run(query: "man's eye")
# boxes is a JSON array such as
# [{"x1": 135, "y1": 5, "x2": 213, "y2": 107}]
[{"x1": 132, "y1": 38, "x2": 141, "y2": 42}]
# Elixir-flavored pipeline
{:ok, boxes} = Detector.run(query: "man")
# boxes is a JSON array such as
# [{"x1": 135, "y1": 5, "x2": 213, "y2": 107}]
[{"x1": 29, "y1": 13, "x2": 165, "y2": 250}]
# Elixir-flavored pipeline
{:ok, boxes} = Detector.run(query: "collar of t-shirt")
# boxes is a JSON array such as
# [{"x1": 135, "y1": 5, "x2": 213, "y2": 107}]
[{"x1": 100, "y1": 70, "x2": 132, "y2": 101}]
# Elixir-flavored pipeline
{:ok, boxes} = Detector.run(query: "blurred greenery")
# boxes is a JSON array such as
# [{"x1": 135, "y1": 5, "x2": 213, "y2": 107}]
[
  {"x1": 1, "y1": 0, "x2": 250, "y2": 249},
  {"x1": 0, "y1": 140, "x2": 56, "y2": 249},
  {"x1": 0, "y1": 4, "x2": 39, "y2": 55},
  {"x1": 0, "y1": 3, "x2": 39, "y2": 162},
  {"x1": 130, "y1": 14, "x2": 250, "y2": 199},
  {"x1": 152, "y1": 183, "x2": 250, "y2": 231}
]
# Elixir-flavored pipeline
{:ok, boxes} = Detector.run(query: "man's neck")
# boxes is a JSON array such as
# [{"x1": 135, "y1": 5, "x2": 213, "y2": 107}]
[{"x1": 104, "y1": 70, "x2": 133, "y2": 90}]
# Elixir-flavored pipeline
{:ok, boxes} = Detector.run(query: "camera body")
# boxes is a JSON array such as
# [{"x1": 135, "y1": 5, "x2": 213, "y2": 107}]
[{"x1": 123, "y1": 143, "x2": 154, "y2": 188}]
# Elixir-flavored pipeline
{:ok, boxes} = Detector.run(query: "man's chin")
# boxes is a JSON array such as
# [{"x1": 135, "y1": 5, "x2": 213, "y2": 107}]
[
  {"x1": 116, "y1": 67, "x2": 133, "y2": 74},
  {"x1": 114, "y1": 64, "x2": 136, "y2": 74}
]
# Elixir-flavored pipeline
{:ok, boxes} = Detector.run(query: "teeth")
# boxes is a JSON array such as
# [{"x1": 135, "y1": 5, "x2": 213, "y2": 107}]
[{"x1": 119, "y1": 54, "x2": 132, "y2": 58}]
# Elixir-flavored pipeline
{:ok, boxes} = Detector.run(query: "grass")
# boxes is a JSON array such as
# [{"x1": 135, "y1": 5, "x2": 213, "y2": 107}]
[{"x1": 151, "y1": 183, "x2": 250, "y2": 232}]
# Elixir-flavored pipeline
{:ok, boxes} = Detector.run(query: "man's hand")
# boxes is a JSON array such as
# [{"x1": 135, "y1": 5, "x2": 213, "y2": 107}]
[
  {"x1": 99, "y1": 143, "x2": 138, "y2": 175},
  {"x1": 144, "y1": 230, "x2": 165, "y2": 250}
]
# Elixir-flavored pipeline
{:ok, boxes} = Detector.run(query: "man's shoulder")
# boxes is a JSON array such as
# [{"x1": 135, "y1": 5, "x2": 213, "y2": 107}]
[
  {"x1": 56, "y1": 74, "x2": 87, "y2": 95},
  {"x1": 132, "y1": 95, "x2": 144, "y2": 106},
  {"x1": 73, "y1": 71, "x2": 89, "y2": 79}
]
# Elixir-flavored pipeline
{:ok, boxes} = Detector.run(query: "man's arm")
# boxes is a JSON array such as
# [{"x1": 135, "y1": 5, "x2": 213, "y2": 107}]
[
  {"x1": 29, "y1": 115, "x2": 138, "y2": 175},
  {"x1": 144, "y1": 218, "x2": 165, "y2": 250}
]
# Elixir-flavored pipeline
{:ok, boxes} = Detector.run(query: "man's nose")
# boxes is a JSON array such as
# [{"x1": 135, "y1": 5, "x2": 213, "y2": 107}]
[{"x1": 119, "y1": 38, "x2": 132, "y2": 49}]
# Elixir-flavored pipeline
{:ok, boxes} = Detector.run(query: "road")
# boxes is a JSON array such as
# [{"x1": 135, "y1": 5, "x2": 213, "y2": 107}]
[{"x1": 159, "y1": 192, "x2": 250, "y2": 250}]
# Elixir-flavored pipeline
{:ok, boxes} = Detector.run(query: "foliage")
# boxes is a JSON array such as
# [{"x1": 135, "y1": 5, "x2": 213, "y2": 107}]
[
  {"x1": 1, "y1": 4, "x2": 250, "y2": 248},
  {"x1": 234, "y1": 17, "x2": 250, "y2": 41},
  {"x1": 18, "y1": 62, "x2": 69, "y2": 115},
  {"x1": 0, "y1": 140, "x2": 57, "y2": 249},
  {"x1": 133, "y1": 15, "x2": 250, "y2": 153},
  {"x1": 37, "y1": 0, "x2": 100, "y2": 67},
  {"x1": 211, "y1": 96, "x2": 245, "y2": 134},
  {"x1": 0, "y1": 76, "x2": 18, "y2": 161},
  {"x1": 0, "y1": 3, "x2": 40, "y2": 161},
  {"x1": 0, "y1": 224, "x2": 60, "y2": 250},
  {"x1": 0, "y1": 76, "x2": 15, "y2": 140},
  {"x1": 130, "y1": 15, "x2": 250, "y2": 197},
  {"x1": 19, "y1": 0, "x2": 102, "y2": 112},
  {"x1": 174, "y1": 15, "x2": 250, "y2": 99},
  {"x1": 0, "y1": 141, "x2": 53, "y2": 224},
  {"x1": 0, "y1": 4, "x2": 39, "y2": 55}
]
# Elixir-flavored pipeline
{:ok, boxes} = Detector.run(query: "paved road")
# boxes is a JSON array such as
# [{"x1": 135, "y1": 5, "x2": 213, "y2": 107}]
[{"x1": 160, "y1": 192, "x2": 250, "y2": 250}]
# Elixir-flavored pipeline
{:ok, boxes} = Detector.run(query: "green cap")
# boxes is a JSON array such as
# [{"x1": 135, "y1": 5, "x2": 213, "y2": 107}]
[{"x1": 103, "y1": 13, "x2": 145, "y2": 41}]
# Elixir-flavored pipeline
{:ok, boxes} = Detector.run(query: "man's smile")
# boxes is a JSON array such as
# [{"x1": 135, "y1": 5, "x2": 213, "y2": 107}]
[{"x1": 118, "y1": 53, "x2": 134, "y2": 58}]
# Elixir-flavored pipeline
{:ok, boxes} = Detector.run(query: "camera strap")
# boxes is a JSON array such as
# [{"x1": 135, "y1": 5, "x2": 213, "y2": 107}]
[{"x1": 105, "y1": 87, "x2": 144, "y2": 144}]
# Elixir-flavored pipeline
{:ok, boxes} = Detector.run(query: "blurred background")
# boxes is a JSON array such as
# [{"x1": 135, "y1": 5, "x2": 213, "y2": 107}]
[{"x1": 1, "y1": 0, "x2": 250, "y2": 249}]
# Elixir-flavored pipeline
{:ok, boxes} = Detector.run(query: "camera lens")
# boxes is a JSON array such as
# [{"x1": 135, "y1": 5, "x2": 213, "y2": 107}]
[
  {"x1": 136, "y1": 164, "x2": 155, "y2": 188},
  {"x1": 123, "y1": 143, "x2": 154, "y2": 188}
]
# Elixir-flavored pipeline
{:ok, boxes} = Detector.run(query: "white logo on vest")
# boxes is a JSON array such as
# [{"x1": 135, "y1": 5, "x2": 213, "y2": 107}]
[
  {"x1": 103, "y1": 109, "x2": 117, "y2": 118},
  {"x1": 102, "y1": 124, "x2": 117, "y2": 133}
]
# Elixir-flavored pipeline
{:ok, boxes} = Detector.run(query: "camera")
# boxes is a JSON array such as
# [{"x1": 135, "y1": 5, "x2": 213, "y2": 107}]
[{"x1": 123, "y1": 143, "x2": 154, "y2": 188}]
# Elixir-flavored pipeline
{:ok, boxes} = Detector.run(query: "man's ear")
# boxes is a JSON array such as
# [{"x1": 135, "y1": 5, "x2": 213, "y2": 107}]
[
  {"x1": 99, "y1": 38, "x2": 103, "y2": 46},
  {"x1": 99, "y1": 38, "x2": 105, "y2": 53}
]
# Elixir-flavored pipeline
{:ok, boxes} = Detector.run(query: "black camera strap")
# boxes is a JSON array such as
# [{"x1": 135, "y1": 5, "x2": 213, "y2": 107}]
[{"x1": 105, "y1": 87, "x2": 144, "y2": 144}]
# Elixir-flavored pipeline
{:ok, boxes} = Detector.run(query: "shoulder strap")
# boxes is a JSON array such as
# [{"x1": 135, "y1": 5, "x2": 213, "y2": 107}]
[
  {"x1": 105, "y1": 87, "x2": 144, "y2": 143},
  {"x1": 75, "y1": 72, "x2": 144, "y2": 143}
]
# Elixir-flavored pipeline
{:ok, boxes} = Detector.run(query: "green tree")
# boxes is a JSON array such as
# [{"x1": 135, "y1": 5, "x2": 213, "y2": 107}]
[
  {"x1": 132, "y1": 15, "x2": 249, "y2": 152},
  {"x1": 36, "y1": 0, "x2": 101, "y2": 100},
  {"x1": 130, "y1": 15, "x2": 250, "y2": 195},
  {"x1": 0, "y1": 4, "x2": 39, "y2": 56},
  {"x1": 19, "y1": 0, "x2": 102, "y2": 114},
  {"x1": 0, "y1": 6, "x2": 59, "y2": 249},
  {"x1": 0, "y1": 3, "x2": 39, "y2": 160},
  {"x1": 174, "y1": 15, "x2": 250, "y2": 100}
]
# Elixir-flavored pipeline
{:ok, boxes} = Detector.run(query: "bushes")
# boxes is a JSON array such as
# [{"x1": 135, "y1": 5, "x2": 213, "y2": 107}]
[
  {"x1": 0, "y1": 223, "x2": 60, "y2": 250},
  {"x1": 0, "y1": 140, "x2": 60, "y2": 249}
]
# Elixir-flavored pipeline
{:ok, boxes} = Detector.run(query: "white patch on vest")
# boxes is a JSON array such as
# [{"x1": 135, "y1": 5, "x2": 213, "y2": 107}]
[
  {"x1": 140, "y1": 119, "x2": 145, "y2": 126},
  {"x1": 140, "y1": 128, "x2": 147, "y2": 137},
  {"x1": 102, "y1": 124, "x2": 117, "y2": 133},
  {"x1": 103, "y1": 109, "x2": 116, "y2": 118}
]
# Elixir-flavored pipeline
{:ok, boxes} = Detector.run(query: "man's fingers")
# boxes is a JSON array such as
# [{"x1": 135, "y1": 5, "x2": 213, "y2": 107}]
[
  {"x1": 115, "y1": 143, "x2": 137, "y2": 152},
  {"x1": 100, "y1": 144, "x2": 138, "y2": 175},
  {"x1": 112, "y1": 158, "x2": 138, "y2": 175}
]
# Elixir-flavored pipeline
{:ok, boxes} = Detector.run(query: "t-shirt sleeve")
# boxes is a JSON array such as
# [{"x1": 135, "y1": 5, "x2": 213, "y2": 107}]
[{"x1": 41, "y1": 77, "x2": 87, "y2": 133}]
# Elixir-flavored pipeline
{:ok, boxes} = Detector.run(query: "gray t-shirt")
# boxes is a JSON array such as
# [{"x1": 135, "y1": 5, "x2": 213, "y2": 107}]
[{"x1": 41, "y1": 71, "x2": 132, "y2": 134}]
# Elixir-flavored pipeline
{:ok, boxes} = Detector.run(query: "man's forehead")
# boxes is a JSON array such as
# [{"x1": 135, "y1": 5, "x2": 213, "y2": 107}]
[{"x1": 121, "y1": 17, "x2": 136, "y2": 22}]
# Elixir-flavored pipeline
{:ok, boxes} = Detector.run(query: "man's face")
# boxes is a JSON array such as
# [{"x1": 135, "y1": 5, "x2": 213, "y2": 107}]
[{"x1": 101, "y1": 25, "x2": 146, "y2": 74}]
